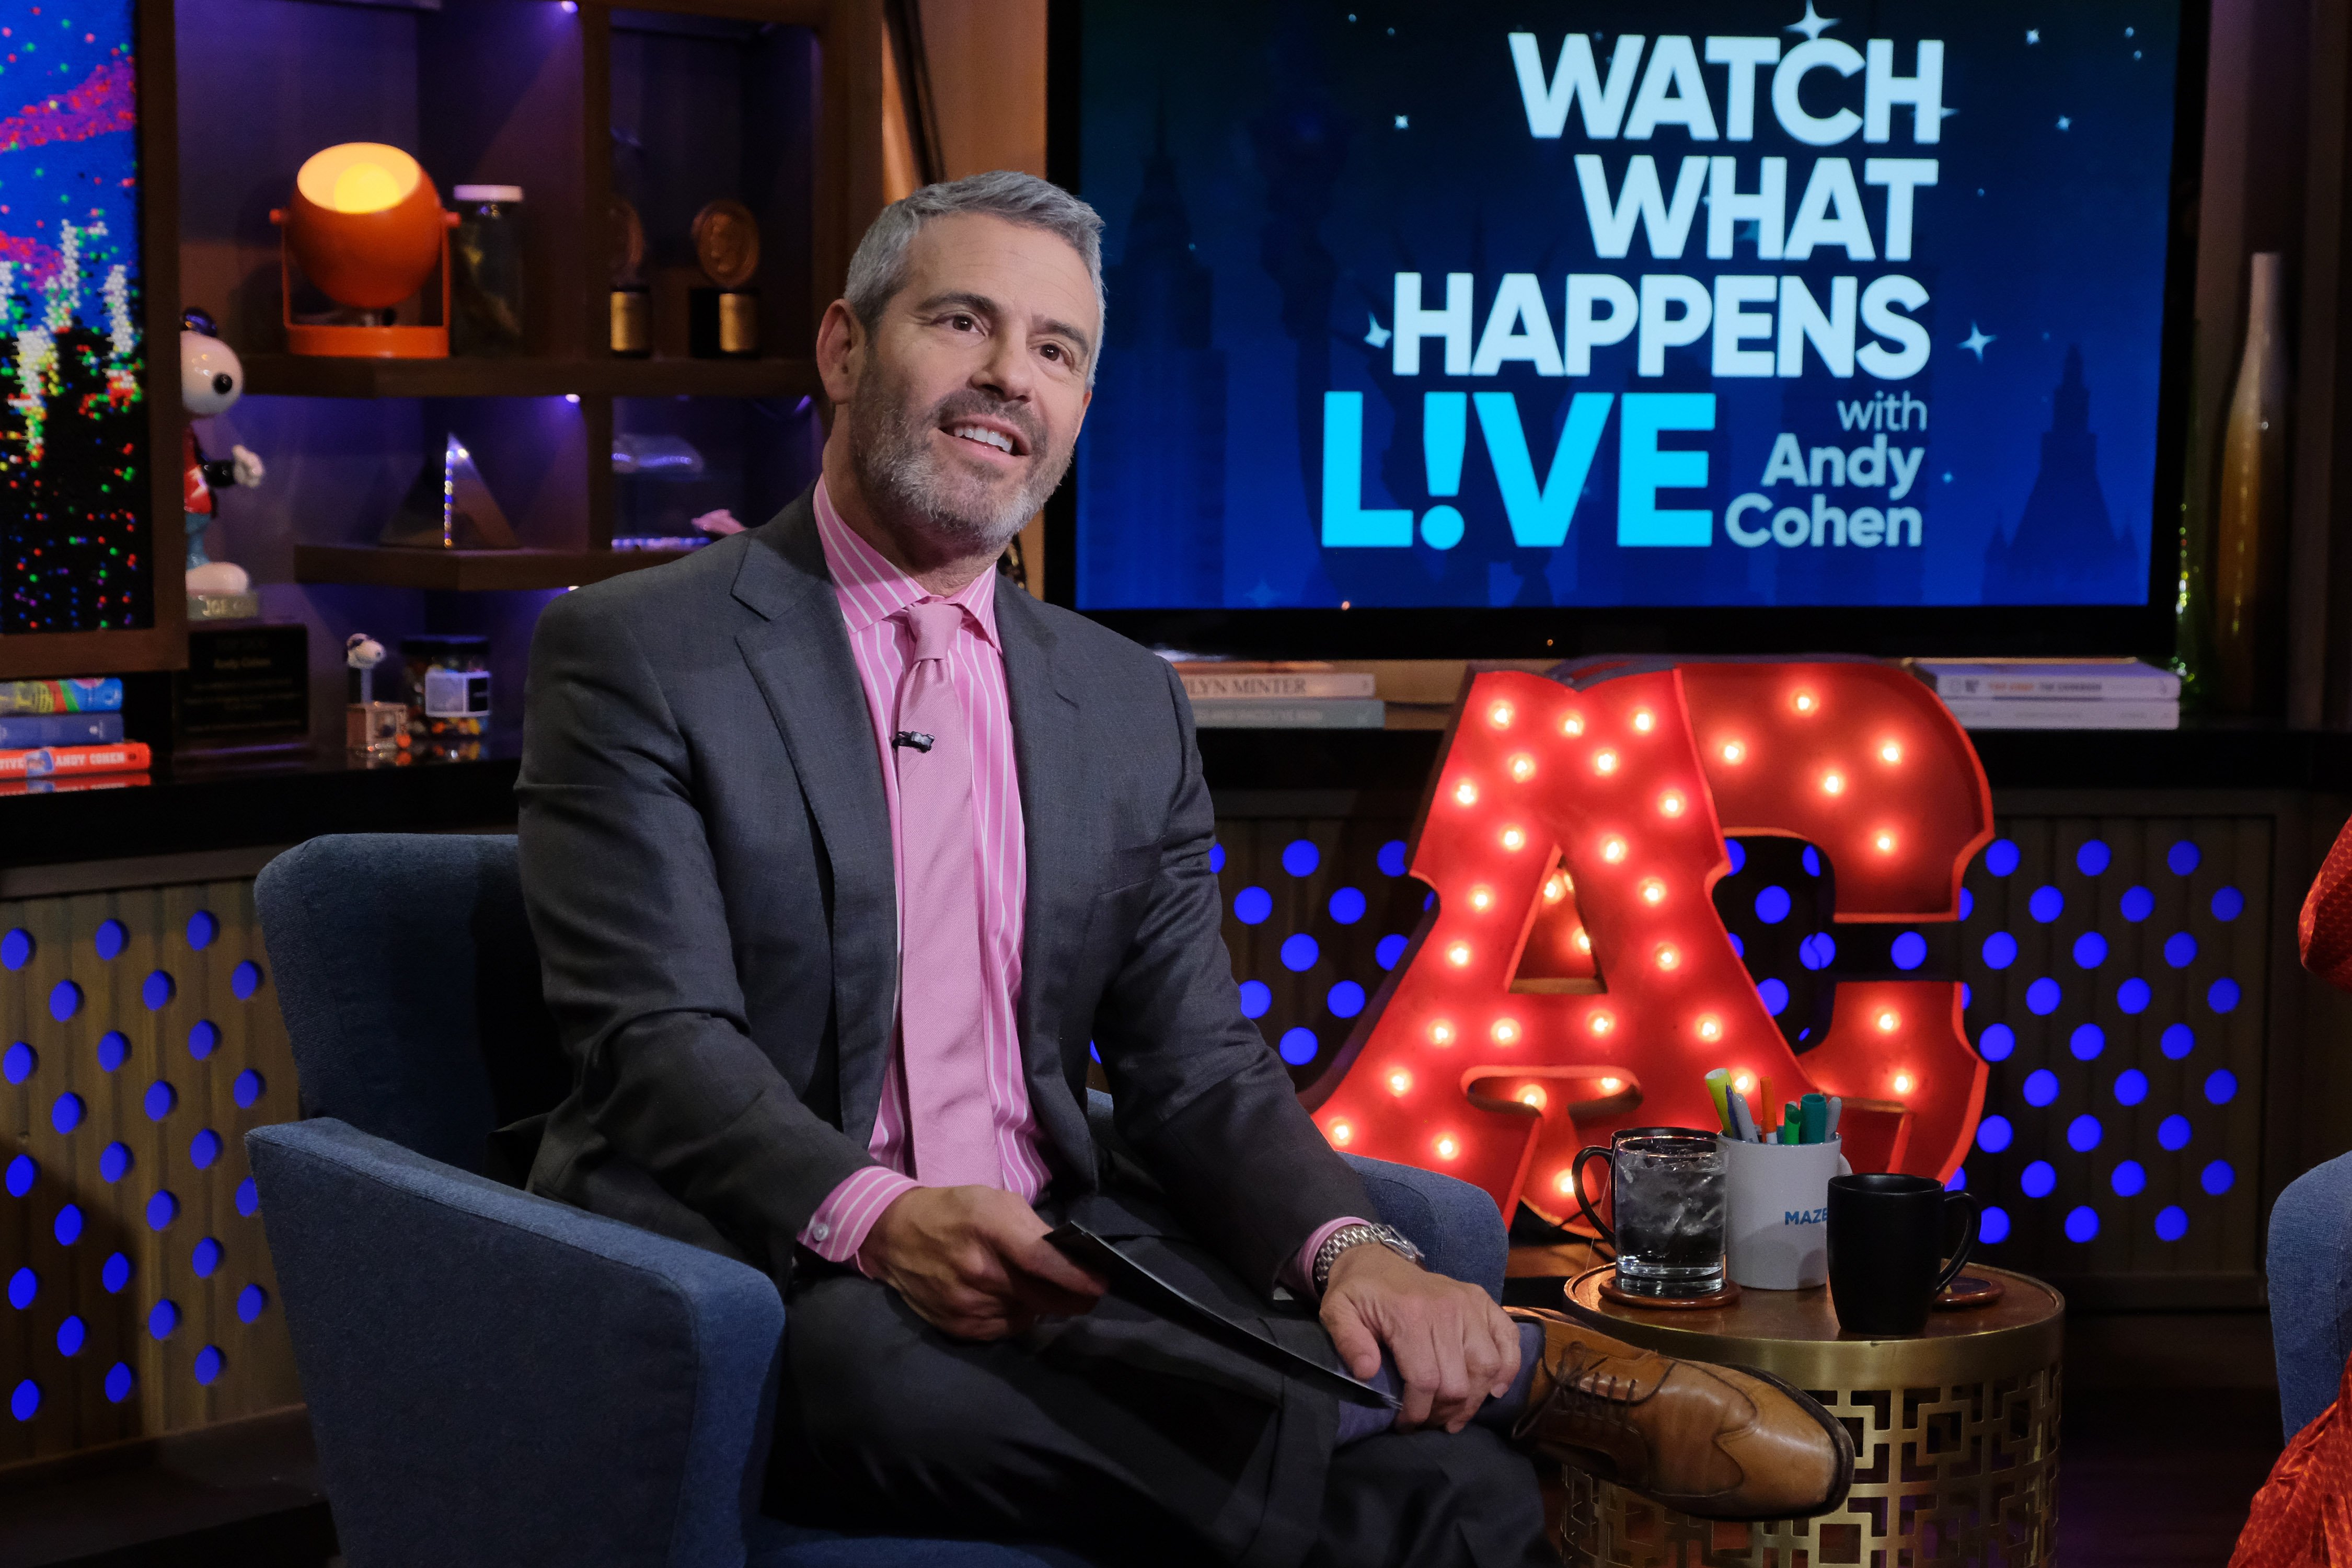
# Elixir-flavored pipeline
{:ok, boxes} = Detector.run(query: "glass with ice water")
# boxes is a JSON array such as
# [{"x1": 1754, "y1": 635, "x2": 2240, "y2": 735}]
[{"x1": 1570, "y1": 1127, "x2": 1728, "y2": 1298}]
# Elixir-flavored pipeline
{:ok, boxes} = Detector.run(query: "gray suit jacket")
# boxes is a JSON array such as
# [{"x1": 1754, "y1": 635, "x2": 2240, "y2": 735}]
[{"x1": 515, "y1": 488, "x2": 1373, "y2": 1294}]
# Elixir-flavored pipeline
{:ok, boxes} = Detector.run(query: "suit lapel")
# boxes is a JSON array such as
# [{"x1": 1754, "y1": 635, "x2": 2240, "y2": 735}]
[{"x1": 732, "y1": 494, "x2": 897, "y2": 1145}]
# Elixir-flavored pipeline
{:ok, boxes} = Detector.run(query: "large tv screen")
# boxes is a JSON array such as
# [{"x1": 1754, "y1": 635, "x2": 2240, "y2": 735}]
[{"x1": 1052, "y1": 0, "x2": 2199, "y2": 654}]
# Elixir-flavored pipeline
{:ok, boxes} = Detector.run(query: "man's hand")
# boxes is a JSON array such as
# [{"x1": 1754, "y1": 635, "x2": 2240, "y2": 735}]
[
  {"x1": 1321, "y1": 1243, "x2": 1521, "y2": 1434},
  {"x1": 857, "y1": 1185, "x2": 1106, "y2": 1341}
]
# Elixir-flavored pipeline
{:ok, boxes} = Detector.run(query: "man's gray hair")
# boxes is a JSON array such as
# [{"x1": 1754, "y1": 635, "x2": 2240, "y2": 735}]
[{"x1": 843, "y1": 171, "x2": 1107, "y2": 381}]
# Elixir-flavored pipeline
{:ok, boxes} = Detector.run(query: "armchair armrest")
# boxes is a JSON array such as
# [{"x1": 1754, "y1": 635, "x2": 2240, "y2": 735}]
[
  {"x1": 2269, "y1": 1150, "x2": 2352, "y2": 1437},
  {"x1": 247, "y1": 1120, "x2": 785, "y2": 1568}
]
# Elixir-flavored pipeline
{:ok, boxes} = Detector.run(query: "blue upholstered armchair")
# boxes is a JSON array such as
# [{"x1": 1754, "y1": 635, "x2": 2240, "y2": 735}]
[
  {"x1": 247, "y1": 834, "x2": 1510, "y2": 1567},
  {"x1": 2269, "y1": 1149, "x2": 2352, "y2": 1438}
]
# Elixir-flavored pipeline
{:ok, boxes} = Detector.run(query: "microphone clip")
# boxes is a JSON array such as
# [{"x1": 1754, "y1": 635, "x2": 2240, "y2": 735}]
[{"x1": 892, "y1": 730, "x2": 936, "y2": 753}]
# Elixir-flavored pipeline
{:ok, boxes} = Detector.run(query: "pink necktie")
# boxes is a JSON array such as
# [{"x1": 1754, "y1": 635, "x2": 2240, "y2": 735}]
[{"x1": 893, "y1": 600, "x2": 1003, "y2": 1189}]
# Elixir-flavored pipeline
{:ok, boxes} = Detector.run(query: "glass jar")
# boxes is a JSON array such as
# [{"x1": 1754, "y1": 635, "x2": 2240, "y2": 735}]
[{"x1": 451, "y1": 185, "x2": 526, "y2": 356}]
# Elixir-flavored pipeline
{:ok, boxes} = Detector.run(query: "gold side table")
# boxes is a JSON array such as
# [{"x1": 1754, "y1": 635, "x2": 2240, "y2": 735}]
[{"x1": 1557, "y1": 1264, "x2": 2065, "y2": 1567}]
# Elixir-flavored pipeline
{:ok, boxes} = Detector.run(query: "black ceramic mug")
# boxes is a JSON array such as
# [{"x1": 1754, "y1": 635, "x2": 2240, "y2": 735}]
[{"x1": 1826, "y1": 1173, "x2": 1981, "y2": 1336}]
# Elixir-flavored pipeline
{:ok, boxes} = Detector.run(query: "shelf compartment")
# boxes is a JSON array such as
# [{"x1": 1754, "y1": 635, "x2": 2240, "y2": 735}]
[
  {"x1": 243, "y1": 355, "x2": 821, "y2": 400},
  {"x1": 293, "y1": 544, "x2": 700, "y2": 591}
]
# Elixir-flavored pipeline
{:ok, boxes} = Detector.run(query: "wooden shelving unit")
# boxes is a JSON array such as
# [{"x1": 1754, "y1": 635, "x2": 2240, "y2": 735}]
[{"x1": 292, "y1": 544, "x2": 699, "y2": 591}]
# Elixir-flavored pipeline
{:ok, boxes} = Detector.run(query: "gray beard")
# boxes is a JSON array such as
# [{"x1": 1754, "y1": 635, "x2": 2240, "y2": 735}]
[{"x1": 849, "y1": 372, "x2": 1068, "y2": 560}]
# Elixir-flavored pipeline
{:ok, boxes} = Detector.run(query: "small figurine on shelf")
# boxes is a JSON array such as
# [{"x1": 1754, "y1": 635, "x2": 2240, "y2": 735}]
[
  {"x1": 344, "y1": 632, "x2": 409, "y2": 763},
  {"x1": 181, "y1": 309, "x2": 266, "y2": 620}
]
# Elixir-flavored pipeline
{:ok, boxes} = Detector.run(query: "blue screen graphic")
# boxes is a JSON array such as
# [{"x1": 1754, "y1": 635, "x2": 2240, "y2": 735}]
[{"x1": 1074, "y1": 1, "x2": 2182, "y2": 610}]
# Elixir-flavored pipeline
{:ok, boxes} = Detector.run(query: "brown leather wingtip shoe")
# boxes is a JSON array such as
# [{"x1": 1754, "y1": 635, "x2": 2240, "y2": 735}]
[{"x1": 1505, "y1": 1307, "x2": 1855, "y2": 1522}]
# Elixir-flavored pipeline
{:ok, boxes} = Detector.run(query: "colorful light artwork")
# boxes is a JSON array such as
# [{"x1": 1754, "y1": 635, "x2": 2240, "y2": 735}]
[{"x1": 1300, "y1": 658, "x2": 1995, "y2": 1222}]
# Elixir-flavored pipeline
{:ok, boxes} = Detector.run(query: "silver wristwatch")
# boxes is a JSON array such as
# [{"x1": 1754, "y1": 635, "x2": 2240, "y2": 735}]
[{"x1": 1311, "y1": 1222, "x2": 1425, "y2": 1294}]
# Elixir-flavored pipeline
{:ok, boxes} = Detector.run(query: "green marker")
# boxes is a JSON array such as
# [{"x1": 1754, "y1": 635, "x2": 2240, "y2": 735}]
[
  {"x1": 1801, "y1": 1093, "x2": 1828, "y2": 1145},
  {"x1": 1704, "y1": 1069, "x2": 1733, "y2": 1134},
  {"x1": 1783, "y1": 1103, "x2": 1802, "y2": 1144}
]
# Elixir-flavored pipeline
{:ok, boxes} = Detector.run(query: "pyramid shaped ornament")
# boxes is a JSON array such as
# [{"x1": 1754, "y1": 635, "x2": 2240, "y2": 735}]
[{"x1": 379, "y1": 434, "x2": 520, "y2": 549}]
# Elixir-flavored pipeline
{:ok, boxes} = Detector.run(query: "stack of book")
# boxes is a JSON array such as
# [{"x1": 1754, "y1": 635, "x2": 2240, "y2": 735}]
[
  {"x1": 1905, "y1": 658, "x2": 2181, "y2": 730},
  {"x1": 1173, "y1": 662, "x2": 1385, "y2": 729},
  {"x1": 0, "y1": 678, "x2": 150, "y2": 791}
]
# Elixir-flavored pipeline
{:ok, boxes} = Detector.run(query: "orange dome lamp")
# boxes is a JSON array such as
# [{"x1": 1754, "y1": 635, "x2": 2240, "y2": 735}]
[{"x1": 271, "y1": 143, "x2": 458, "y2": 358}]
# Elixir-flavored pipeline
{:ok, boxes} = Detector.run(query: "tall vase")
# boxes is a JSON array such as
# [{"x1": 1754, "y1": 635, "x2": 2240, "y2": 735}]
[{"x1": 2213, "y1": 252, "x2": 2290, "y2": 714}]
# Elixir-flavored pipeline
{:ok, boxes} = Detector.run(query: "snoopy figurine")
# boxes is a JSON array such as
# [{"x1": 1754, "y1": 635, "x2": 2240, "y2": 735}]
[{"x1": 181, "y1": 308, "x2": 264, "y2": 599}]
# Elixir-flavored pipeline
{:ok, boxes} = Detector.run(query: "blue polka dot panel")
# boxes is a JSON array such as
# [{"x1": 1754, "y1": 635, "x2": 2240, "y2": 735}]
[{"x1": 0, "y1": 876, "x2": 298, "y2": 1465}]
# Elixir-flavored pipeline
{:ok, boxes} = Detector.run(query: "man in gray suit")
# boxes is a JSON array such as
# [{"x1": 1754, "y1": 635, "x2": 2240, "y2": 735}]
[{"x1": 517, "y1": 172, "x2": 1848, "y2": 1567}]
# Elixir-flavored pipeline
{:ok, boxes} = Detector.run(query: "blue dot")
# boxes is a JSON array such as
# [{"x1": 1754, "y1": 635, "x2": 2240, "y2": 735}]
[
  {"x1": 1755, "y1": 885, "x2": 1792, "y2": 924},
  {"x1": 192, "y1": 1346, "x2": 225, "y2": 1386},
  {"x1": 1985, "y1": 839, "x2": 2021, "y2": 877},
  {"x1": 0, "y1": 928, "x2": 30, "y2": 969},
  {"x1": 147, "y1": 1191, "x2": 179, "y2": 1231},
  {"x1": 235, "y1": 1178, "x2": 259, "y2": 1217},
  {"x1": 48, "y1": 981, "x2": 79, "y2": 1022},
  {"x1": 148, "y1": 1300, "x2": 179, "y2": 1340},
  {"x1": 1375, "y1": 934, "x2": 1408, "y2": 970},
  {"x1": 1947, "y1": 1166, "x2": 1968, "y2": 1191},
  {"x1": 104, "y1": 1364, "x2": 134, "y2": 1403},
  {"x1": 231, "y1": 961, "x2": 263, "y2": 1000},
  {"x1": 2113, "y1": 1068, "x2": 2149, "y2": 1105},
  {"x1": 10, "y1": 1380, "x2": 37, "y2": 1422},
  {"x1": 2112, "y1": 1160, "x2": 2147, "y2": 1196},
  {"x1": 49, "y1": 1092, "x2": 82, "y2": 1134},
  {"x1": 2164, "y1": 932, "x2": 2198, "y2": 969},
  {"x1": 5, "y1": 1155, "x2": 35, "y2": 1197},
  {"x1": 187, "y1": 1021, "x2": 220, "y2": 1061},
  {"x1": 1980, "y1": 1205, "x2": 2012, "y2": 1243},
  {"x1": 1979, "y1": 1023, "x2": 2015, "y2": 1062},
  {"x1": 1799, "y1": 932, "x2": 1836, "y2": 971},
  {"x1": 7, "y1": 1267, "x2": 34, "y2": 1310},
  {"x1": 1377, "y1": 840, "x2": 1408, "y2": 878},
  {"x1": 192, "y1": 1238, "x2": 223, "y2": 1278},
  {"x1": 2116, "y1": 978, "x2": 2151, "y2": 1014},
  {"x1": 1982, "y1": 931, "x2": 2019, "y2": 969},
  {"x1": 101, "y1": 1253, "x2": 130, "y2": 1294},
  {"x1": 1237, "y1": 981, "x2": 1271, "y2": 1019},
  {"x1": 2205, "y1": 1069, "x2": 2238, "y2": 1104},
  {"x1": 1277, "y1": 1027, "x2": 1319, "y2": 1066},
  {"x1": 1327, "y1": 981, "x2": 1365, "y2": 1019},
  {"x1": 1802, "y1": 846, "x2": 1823, "y2": 878},
  {"x1": 1892, "y1": 932, "x2": 1927, "y2": 971},
  {"x1": 189, "y1": 1129, "x2": 223, "y2": 1170},
  {"x1": 2021, "y1": 1160, "x2": 2056, "y2": 1198},
  {"x1": 2161, "y1": 1023, "x2": 2196, "y2": 1059},
  {"x1": 1207, "y1": 844, "x2": 1225, "y2": 874},
  {"x1": 1758, "y1": 977, "x2": 1790, "y2": 1016},
  {"x1": 186, "y1": 911, "x2": 218, "y2": 951},
  {"x1": 1233, "y1": 887, "x2": 1272, "y2": 925},
  {"x1": 1977, "y1": 1114, "x2": 2014, "y2": 1153},
  {"x1": 1088, "y1": 1041, "x2": 1100, "y2": 1063},
  {"x1": 55, "y1": 1315, "x2": 84, "y2": 1357},
  {"x1": 1963, "y1": 983, "x2": 1973, "y2": 1007},
  {"x1": 2211, "y1": 886, "x2": 2245, "y2": 922},
  {"x1": 2026, "y1": 977, "x2": 2061, "y2": 1014},
  {"x1": 99, "y1": 1143, "x2": 131, "y2": 1183},
  {"x1": 2065, "y1": 1206, "x2": 2100, "y2": 1242},
  {"x1": 1, "y1": 1041, "x2": 31, "y2": 1083},
  {"x1": 142, "y1": 970, "x2": 176, "y2": 1011},
  {"x1": 1727, "y1": 932, "x2": 1745, "y2": 958},
  {"x1": 1281, "y1": 840, "x2": 1320, "y2": 878},
  {"x1": 2069, "y1": 1023, "x2": 2105, "y2": 1060},
  {"x1": 2077, "y1": 840, "x2": 2112, "y2": 876},
  {"x1": 2169, "y1": 841, "x2": 2203, "y2": 875},
  {"x1": 96, "y1": 1031, "x2": 128, "y2": 1072},
  {"x1": 1724, "y1": 839, "x2": 1747, "y2": 874},
  {"x1": 2023, "y1": 1069, "x2": 2059, "y2": 1107},
  {"x1": 52, "y1": 1204, "x2": 81, "y2": 1246},
  {"x1": 2068, "y1": 1114, "x2": 2103, "y2": 1151},
  {"x1": 2073, "y1": 932, "x2": 2108, "y2": 969},
  {"x1": 1961, "y1": 887, "x2": 1976, "y2": 919},
  {"x1": 2208, "y1": 977, "x2": 2242, "y2": 1013},
  {"x1": 2120, "y1": 885, "x2": 2155, "y2": 922},
  {"x1": 93, "y1": 919, "x2": 125, "y2": 960},
  {"x1": 1327, "y1": 887, "x2": 1367, "y2": 926},
  {"x1": 2159, "y1": 1114, "x2": 2193, "y2": 1150},
  {"x1": 1281, "y1": 933, "x2": 1320, "y2": 972},
  {"x1": 2028, "y1": 886, "x2": 2063, "y2": 923},
  {"x1": 144, "y1": 1081, "x2": 175, "y2": 1121},
  {"x1": 237, "y1": 1284, "x2": 269, "y2": 1324},
  {"x1": 2201, "y1": 1160, "x2": 2236, "y2": 1195},
  {"x1": 2155, "y1": 1205, "x2": 2190, "y2": 1241}
]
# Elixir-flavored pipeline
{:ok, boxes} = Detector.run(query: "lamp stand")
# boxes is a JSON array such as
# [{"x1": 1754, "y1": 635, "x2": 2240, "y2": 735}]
[{"x1": 272, "y1": 213, "x2": 455, "y2": 359}]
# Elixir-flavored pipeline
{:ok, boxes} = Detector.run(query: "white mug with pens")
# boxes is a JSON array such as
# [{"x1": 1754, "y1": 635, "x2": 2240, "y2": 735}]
[{"x1": 1704, "y1": 1070, "x2": 1852, "y2": 1290}]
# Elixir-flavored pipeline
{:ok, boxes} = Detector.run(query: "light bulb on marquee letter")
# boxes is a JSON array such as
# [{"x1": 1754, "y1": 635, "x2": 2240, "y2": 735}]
[{"x1": 1298, "y1": 657, "x2": 1994, "y2": 1221}]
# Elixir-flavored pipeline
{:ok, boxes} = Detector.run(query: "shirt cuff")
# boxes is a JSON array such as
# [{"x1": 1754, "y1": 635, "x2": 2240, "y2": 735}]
[
  {"x1": 1287, "y1": 1216, "x2": 1374, "y2": 1297},
  {"x1": 800, "y1": 1167, "x2": 923, "y2": 1274}
]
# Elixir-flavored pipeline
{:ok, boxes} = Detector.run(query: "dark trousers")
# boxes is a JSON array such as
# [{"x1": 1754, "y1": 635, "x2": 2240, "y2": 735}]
[{"x1": 766, "y1": 1185, "x2": 1551, "y2": 1568}]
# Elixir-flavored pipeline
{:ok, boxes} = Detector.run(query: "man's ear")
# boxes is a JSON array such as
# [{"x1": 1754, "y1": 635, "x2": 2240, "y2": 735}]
[{"x1": 816, "y1": 299, "x2": 861, "y2": 406}]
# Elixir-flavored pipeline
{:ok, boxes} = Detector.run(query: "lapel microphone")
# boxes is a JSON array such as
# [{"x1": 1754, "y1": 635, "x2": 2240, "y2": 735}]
[{"x1": 892, "y1": 730, "x2": 936, "y2": 753}]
